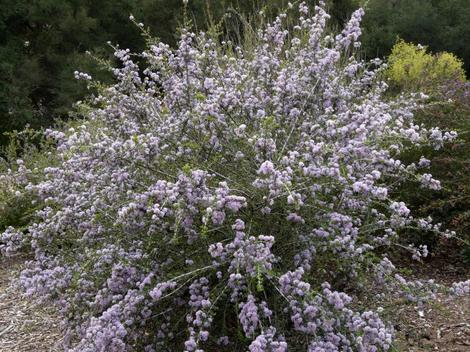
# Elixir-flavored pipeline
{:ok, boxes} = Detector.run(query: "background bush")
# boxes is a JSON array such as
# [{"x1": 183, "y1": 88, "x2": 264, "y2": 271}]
[
  {"x1": 0, "y1": 127, "x2": 57, "y2": 257},
  {"x1": 385, "y1": 40, "x2": 470, "y2": 261},
  {"x1": 360, "y1": 0, "x2": 470, "y2": 74},
  {"x1": 386, "y1": 40, "x2": 466, "y2": 91}
]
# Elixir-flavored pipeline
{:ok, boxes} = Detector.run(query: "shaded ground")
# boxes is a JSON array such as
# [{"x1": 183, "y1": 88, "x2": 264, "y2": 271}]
[
  {"x1": 392, "y1": 253, "x2": 470, "y2": 351},
  {"x1": 0, "y1": 254, "x2": 468, "y2": 351},
  {"x1": 0, "y1": 256, "x2": 62, "y2": 352},
  {"x1": 393, "y1": 292, "x2": 470, "y2": 351}
]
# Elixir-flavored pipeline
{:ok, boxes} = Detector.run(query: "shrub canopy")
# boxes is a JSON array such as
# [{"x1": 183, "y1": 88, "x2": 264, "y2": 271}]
[{"x1": 0, "y1": 2, "x2": 459, "y2": 351}]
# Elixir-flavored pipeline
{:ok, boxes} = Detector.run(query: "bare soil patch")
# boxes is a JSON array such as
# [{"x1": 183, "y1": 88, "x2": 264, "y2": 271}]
[
  {"x1": 392, "y1": 253, "x2": 470, "y2": 351},
  {"x1": 0, "y1": 256, "x2": 63, "y2": 352},
  {"x1": 393, "y1": 292, "x2": 469, "y2": 351}
]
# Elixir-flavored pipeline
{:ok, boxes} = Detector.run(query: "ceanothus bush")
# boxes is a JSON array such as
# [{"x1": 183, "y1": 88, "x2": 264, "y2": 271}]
[{"x1": 1, "y1": 1, "x2": 460, "y2": 351}]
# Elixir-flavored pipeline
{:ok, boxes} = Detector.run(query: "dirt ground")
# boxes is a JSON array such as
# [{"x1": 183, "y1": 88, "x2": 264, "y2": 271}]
[
  {"x1": 0, "y1": 255, "x2": 468, "y2": 351},
  {"x1": 0, "y1": 256, "x2": 62, "y2": 352},
  {"x1": 391, "y1": 290, "x2": 469, "y2": 351},
  {"x1": 392, "y1": 254, "x2": 470, "y2": 351}
]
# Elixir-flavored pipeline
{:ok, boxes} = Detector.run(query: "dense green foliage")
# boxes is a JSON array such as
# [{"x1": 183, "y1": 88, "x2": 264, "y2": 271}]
[
  {"x1": 0, "y1": 0, "x2": 136, "y2": 141},
  {"x1": 0, "y1": 128, "x2": 55, "y2": 233},
  {"x1": 361, "y1": 0, "x2": 470, "y2": 74},
  {"x1": 400, "y1": 90, "x2": 470, "y2": 261}
]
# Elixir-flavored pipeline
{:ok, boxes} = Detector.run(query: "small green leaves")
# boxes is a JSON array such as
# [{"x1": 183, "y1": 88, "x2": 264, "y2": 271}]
[
  {"x1": 262, "y1": 115, "x2": 280, "y2": 131},
  {"x1": 200, "y1": 224, "x2": 209, "y2": 239},
  {"x1": 182, "y1": 163, "x2": 192, "y2": 176},
  {"x1": 196, "y1": 92, "x2": 206, "y2": 101},
  {"x1": 256, "y1": 264, "x2": 264, "y2": 292}
]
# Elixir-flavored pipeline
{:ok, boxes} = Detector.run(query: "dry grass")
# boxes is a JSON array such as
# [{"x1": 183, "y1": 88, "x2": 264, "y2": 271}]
[{"x1": 0, "y1": 256, "x2": 63, "y2": 352}]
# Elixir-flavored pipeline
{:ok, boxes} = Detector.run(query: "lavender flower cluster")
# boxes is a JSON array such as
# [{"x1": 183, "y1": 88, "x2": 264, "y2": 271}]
[{"x1": 1, "y1": 2, "x2": 460, "y2": 351}]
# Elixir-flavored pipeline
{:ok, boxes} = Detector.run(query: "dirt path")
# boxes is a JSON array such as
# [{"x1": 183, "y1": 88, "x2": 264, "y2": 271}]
[{"x1": 0, "y1": 257, "x2": 62, "y2": 352}]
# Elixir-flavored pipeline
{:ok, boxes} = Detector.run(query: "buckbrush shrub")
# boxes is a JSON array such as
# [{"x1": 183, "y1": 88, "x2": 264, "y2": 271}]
[{"x1": 0, "y1": 2, "x2": 462, "y2": 351}]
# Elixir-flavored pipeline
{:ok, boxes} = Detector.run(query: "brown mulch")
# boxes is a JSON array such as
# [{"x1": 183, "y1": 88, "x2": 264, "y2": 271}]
[{"x1": 0, "y1": 256, "x2": 63, "y2": 352}]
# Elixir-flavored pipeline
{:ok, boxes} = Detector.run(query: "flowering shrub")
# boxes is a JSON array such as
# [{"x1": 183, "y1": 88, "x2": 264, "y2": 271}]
[
  {"x1": 0, "y1": 2, "x2": 460, "y2": 351},
  {"x1": 0, "y1": 128, "x2": 55, "y2": 240}
]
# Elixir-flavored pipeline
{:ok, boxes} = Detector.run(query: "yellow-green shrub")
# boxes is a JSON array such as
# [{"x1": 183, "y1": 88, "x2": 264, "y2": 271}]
[
  {"x1": 432, "y1": 52, "x2": 466, "y2": 82},
  {"x1": 386, "y1": 39, "x2": 466, "y2": 91}
]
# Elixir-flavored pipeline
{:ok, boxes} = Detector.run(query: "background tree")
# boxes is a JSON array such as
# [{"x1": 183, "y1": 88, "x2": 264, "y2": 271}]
[
  {"x1": 361, "y1": 0, "x2": 470, "y2": 75},
  {"x1": 0, "y1": 0, "x2": 291, "y2": 144}
]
